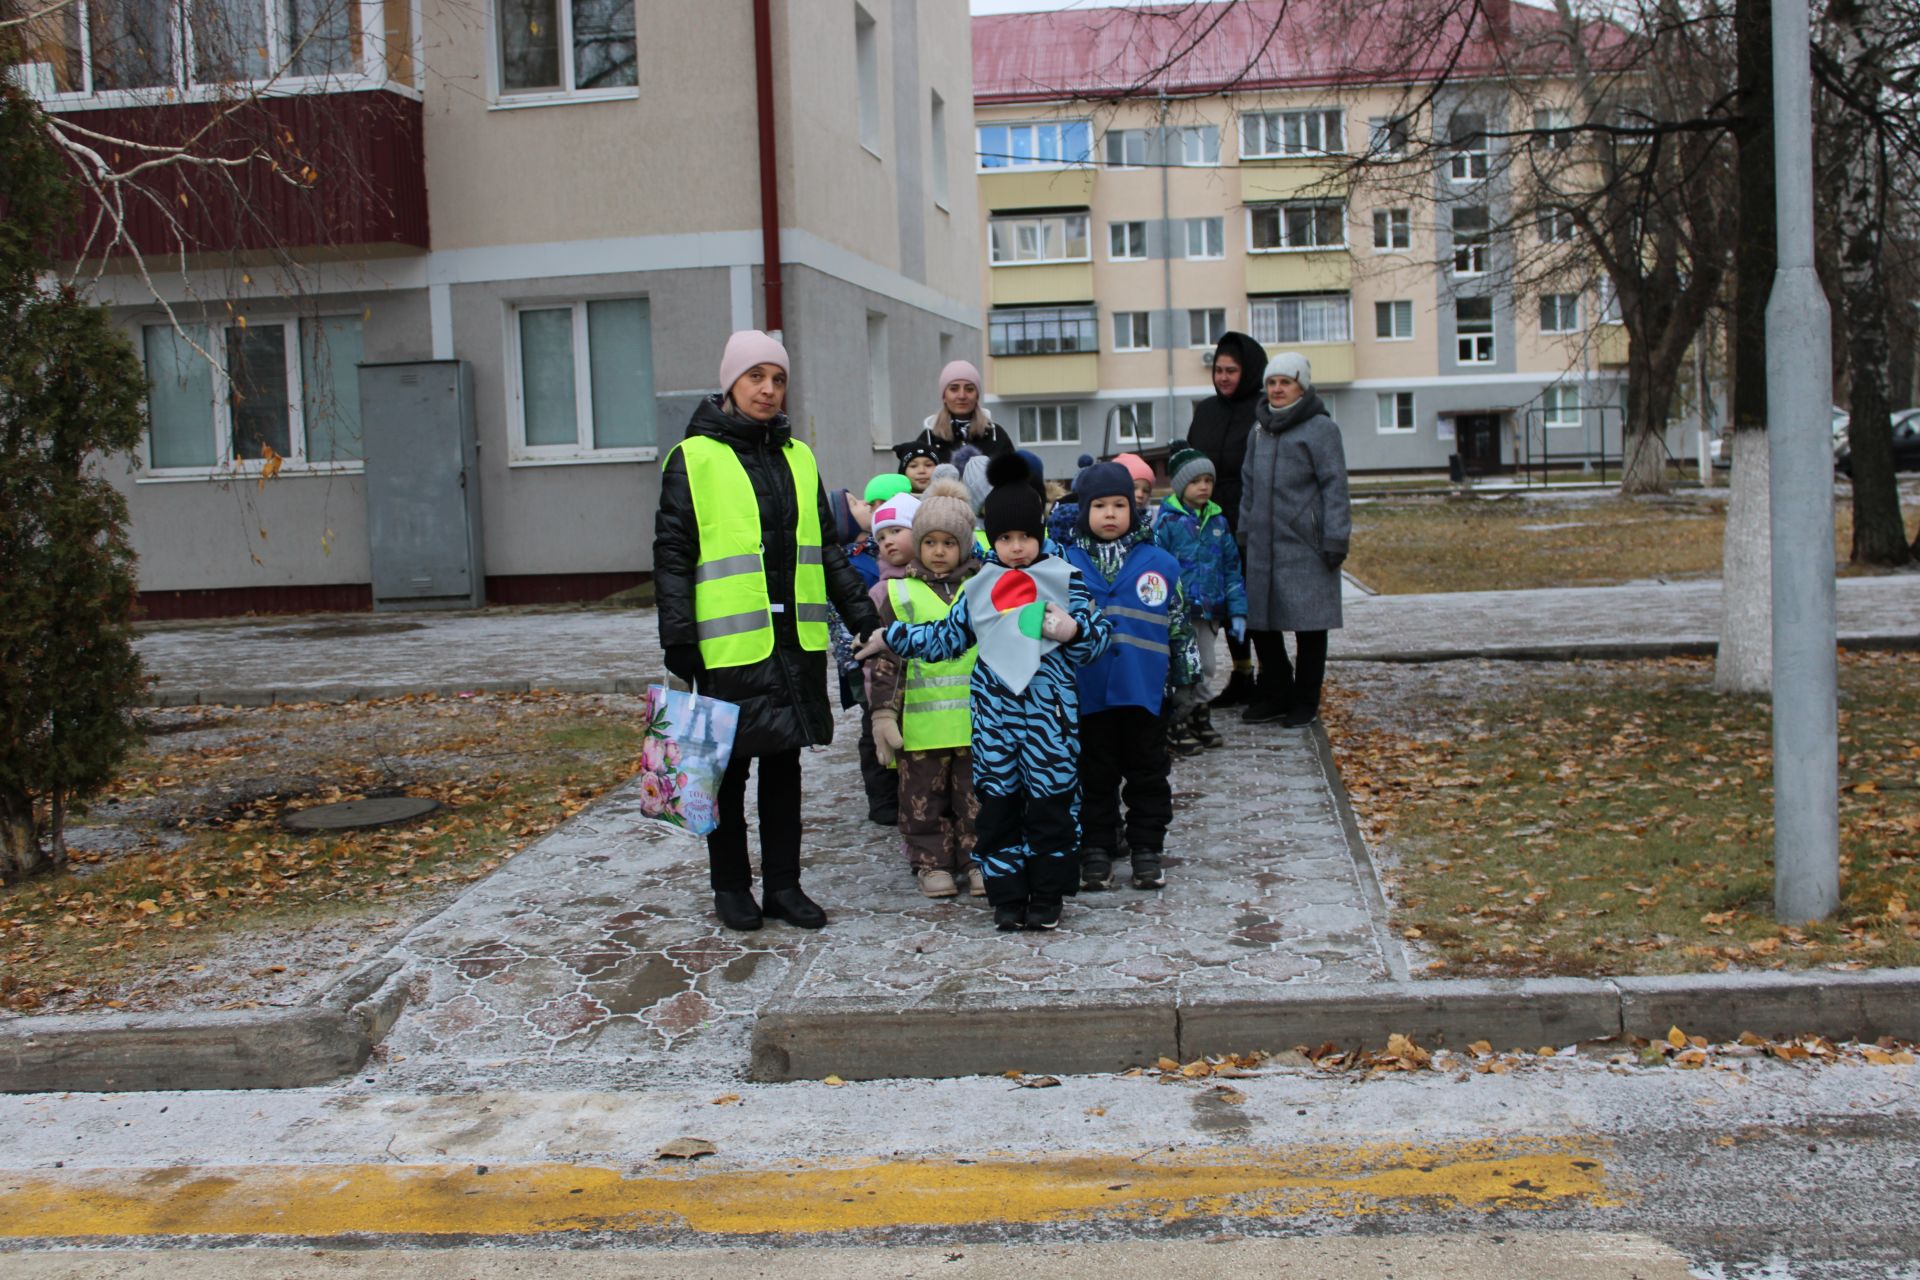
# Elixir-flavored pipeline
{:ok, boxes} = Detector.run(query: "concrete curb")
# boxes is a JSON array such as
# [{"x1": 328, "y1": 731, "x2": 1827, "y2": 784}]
[
  {"x1": 0, "y1": 955, "x2": 412, "y2": 1094},
  {"x1": 747, "y1": 967, "x2": 1920, "y2": 1082},
  {"x1": 140, "y1": 677, "x2": 664, "y2": 708},
  {"x1": 1307, "y1": 721, "x2": 1410, "y2": 983},
  {"x1": 1334, "y1": 633, "x2": 1920, "y2": 665}
]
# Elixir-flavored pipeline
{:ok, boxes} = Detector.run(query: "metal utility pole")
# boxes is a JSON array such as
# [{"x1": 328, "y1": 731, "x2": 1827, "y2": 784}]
[{"x1": 1766, "y1": 0, "x2": 1839, "y2": 922}]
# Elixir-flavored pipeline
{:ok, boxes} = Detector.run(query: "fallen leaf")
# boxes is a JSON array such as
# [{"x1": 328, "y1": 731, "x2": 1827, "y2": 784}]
[
  {"x1": 1208, "y1": 1085, "x2": 1247, "y2": 1105},
  {"x1": 710, "y1": 1094, "x2": 741, "y2": 1106},
  {"x1": 1667, "y1": 1025, "x2": 1690, "y2": 1050},
  {"x1": 656, "y1": 1137, "x2": 716, "y2": 1160},
  {"x1": 823, "y1": 1075, "x2": 846, "y2": 1087},
  {"x1": 1015, "y1": 1075, "x2": 1062, "y2": 1089}
]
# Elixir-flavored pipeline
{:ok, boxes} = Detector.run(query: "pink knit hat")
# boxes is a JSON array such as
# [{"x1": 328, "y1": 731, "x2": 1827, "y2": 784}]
[
  {"x1": 1113, "y1": 453, "x2": 1154, "y2": 487},
  {"x1": 938, "y1": 360, "x2": 982, "y2": 395},
  {"x1": 719, "y1": 330, "x2": 790, "y2": 399}
]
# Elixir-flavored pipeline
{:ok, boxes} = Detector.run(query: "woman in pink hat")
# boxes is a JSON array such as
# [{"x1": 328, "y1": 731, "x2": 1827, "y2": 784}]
[
  {"x1": 654, "y1": 331, "x2": 882, "y2": 933},
  {"x1": 906, "y1": 360, "x2": 1015, "y2": 463}
]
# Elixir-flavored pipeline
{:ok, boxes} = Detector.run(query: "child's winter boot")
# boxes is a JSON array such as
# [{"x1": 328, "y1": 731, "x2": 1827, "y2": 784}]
[
  {"x1": 1192, "y1": 704, "x2": 1225, "y2": 749},
  {"x1": 1079, "y1": 850, "x2": 1114, "y2": 891},
  {"x1": 1130, "y1": 848, "x2": 1166, "y2": 889}
]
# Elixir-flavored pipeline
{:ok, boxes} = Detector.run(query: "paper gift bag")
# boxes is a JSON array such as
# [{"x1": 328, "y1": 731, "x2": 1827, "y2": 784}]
[{"x1": 636, "y1": 684, "x2": 740, "y2": 836}]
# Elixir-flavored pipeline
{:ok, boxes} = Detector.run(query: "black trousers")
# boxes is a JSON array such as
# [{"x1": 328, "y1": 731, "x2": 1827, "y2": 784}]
[
  {"x1": 1250, "y1": 629, "x2": 1329, "y2": 714},
  {"x1": 1227, "y1": 631, "x2": 1253, "y2": 665},
  {"x1": 856, "y1": 706, "x2": 896, "y2": 817},
  {"x1": 975, "y1": 790, "x2": 1080, "y2": 905},
  {"x1": 1079, "y1": 706, "x2": 1174, "y2": 856},
  {"x1": 707, "y1": 749, "x2": 804, "y2": 894}
]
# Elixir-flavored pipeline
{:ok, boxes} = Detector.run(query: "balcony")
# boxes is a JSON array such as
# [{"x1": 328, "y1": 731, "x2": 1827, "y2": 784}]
[
  {"x1": 1240, "y1": 162, "x2": 1345, "y2": 205},
  {"x1": 991, "y1": 262, "x2": 1095, "y2": 307},
  {"x1": 1246, "y1": 250, "x2": 1352, "y2": 295},
  {"x1": 980, "y1": 166, "x2": 1098, "y2": 213},
  {"x1": 1594, "y1": 323, "x2": 1629, "y2": 368},
  {"x1": 989, "y1": 353, "x2": 1101, "y2": 397},
  {"x1": 1256, "y1": 340, "x2": 1355, "y2": 386},
  {"x1": 50, "y1": 90, "x2": 428, "y2": 259}
]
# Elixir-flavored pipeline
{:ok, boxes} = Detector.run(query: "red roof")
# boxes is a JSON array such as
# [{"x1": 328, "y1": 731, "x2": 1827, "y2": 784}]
[{"x1": 973, "y1": 0, "x2": 1612, "y2": 104}]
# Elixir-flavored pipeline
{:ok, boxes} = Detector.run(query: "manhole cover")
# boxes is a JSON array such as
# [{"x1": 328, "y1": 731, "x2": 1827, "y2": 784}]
[{"x1": 284, "y1": 796, "x2": 440, "y2": 832}]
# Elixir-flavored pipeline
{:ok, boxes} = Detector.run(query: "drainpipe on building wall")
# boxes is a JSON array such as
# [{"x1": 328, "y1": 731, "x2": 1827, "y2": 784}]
[
  {"x1": 1159, "y1": 94, "x2": 1175, "y2": 457},
  {"x1": 753, "y1": 0, "x2": 784, "y2": 338}
]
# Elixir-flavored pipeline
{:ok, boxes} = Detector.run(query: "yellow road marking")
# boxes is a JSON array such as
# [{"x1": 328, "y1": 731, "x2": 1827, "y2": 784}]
[{"x1": 0, "y1": 1139, "x2": 1618, "y2": 1239}]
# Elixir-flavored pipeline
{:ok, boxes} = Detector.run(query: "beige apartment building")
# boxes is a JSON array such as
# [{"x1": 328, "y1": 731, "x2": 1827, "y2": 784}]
[
  {"x1": 971, "y1": 3, "x2": 1639, "y2": 481},
  {"x1": 15, "y1": 0, "x2": 978, "y2": 615}
]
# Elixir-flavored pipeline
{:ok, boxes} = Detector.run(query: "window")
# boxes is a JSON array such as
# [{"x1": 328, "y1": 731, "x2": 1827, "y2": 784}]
[
  {"x1": 141, "y1": 315, "x2": 365, "y2": 471},
  {"x1": 866, "y1": 311, "x2": 890, "y2": 448},
  {"x1": 1109, "y1": 220, "x2": 1147, "y2": 260},
  {"x1": 1113, "y1": 401, "x2": 1155, "y2": 445},
  {"x1": 1543, "y1": 385, "x2": 1581, "y2": 428},
  {"x1": 1452, "y1": 205, "x2": 1489, "y2": 275},
  {"x1": 1376, "y1": 391, "x2": 1416, "y2": 434},
  {"x1": 512, "y1": 298, "x2": 656, "y2": 456},
  {"x1": 976, "y1": 119, "x2": 1093, "y2": 170},
  {"x1": 1248, "y1": 201, "x2": 1345, "y2": 251},
  {"x1": 1241, "y1": 108, "x2": 1345, "y2": 158},
  {"x1": 13, "y1": 0, "x2": 376, "y2": 96},
  {"x1": 1105, "y1": 128, "x2": 1148, "y2": 168},
  {"x1": 1540, "y1": 293, "x2": 1581, "y2": 333},
  {"x1": 1113, "y1": 311, "x2": 1151, "y2": 351},
  {"x1": 1367, "y1": 116, "x2": 1410, "y2": 158},
  {"x1": 1598, "y1": 278, "x2": 1623, "y2": 324},
  {"x1": 1183, "y1": 216, "x2": 1224, "y2": 259},
  {"x1": 1016, "y1": 403, "x2": 1080, "y2": 444},
  {"x1": 989, "y1": 307, "x2": 1099, "y2": 356},
  {"x1": 1249, "y1": 295, "x2": 1351, "y2": 345},
  {"x1": 1177, "y1": 125, "x2": 1220, "y2": 166},
  {"x1": 1538, "y1": 208, "x2": 1577, "y2": 243},
  {"x1": 1372, "y1": 207, "x2": 1411, "y2": 250},
  {"x1": 930, "y1": 91, "x2": 949, "y2": 208},
  {"x1": 1456, "y1": 296, "x2": 1495, "y2": 364},
  {"x1": 1374, "y1": 299, "x2": 1414, "y2": 340},
  {"x1": 1448, "y1": 111, "x2": 1489, "y2": 181},
  {"x1": 853, "y1": 4, "x2": 881, "y2": 150},
  {"x1": 988, "y1": 212, "x2": 1091, "y2": 265},
  {"x1": 1188, "y1": 308, "x2": 1226, "y2": 347},
  {"x1": 499, "y1": 0, "x2": 638, "y2": 95},
  {"x1": 1534, "y1": 107, "x2": 1573, "y2": 150}
]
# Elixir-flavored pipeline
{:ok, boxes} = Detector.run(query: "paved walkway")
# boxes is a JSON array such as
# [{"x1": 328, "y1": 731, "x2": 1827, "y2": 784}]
[{"x1": 135, "y1": 573, "x2": 1920, "y2": 703}]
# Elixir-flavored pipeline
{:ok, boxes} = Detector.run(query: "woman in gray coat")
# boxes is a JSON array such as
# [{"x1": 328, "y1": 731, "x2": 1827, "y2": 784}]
[{"x1": 1238, "y1": 352, "x2": 1350, "y2": 727}]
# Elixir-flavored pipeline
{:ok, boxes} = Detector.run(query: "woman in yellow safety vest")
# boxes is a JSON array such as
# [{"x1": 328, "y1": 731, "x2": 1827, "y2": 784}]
[{"x1": 653, "y1": 331, "x2": 881, "y2": 933}]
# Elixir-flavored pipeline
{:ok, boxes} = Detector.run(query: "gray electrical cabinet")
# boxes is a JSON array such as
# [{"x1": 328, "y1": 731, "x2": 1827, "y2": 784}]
[{"x1": 359, "y1": 360, "x2": 485, "y2": 611}]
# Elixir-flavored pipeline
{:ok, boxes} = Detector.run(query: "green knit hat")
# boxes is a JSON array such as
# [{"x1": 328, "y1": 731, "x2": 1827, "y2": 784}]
[
  {"x1": 1167, "y1": 448, "x2": 1215, "y2": 498},
  {"x1": 864, "y1": 473, "x2": 913, "y2": 504}
]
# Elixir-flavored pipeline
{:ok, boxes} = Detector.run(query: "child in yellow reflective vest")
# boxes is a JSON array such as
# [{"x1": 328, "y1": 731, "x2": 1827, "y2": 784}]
[{"x1": 865, "y1": 479, "x2": 984, "y2": 900}]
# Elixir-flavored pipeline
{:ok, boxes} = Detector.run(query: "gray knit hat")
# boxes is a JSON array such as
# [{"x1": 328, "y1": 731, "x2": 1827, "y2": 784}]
[
  {"x1": 961, "y1": 454, "x2": 993, "y2": 512},
  {"x1": 930, "y1": 462, "x2": 961, "y2": 488},
  {"x1": 1167, "y1": 447, "x2": 1215, "y2": 498},
  {"x1": 1266, "y1": 350, "x2": 1313, "y2": 390},
  {"x1": 913, "y1": 478, "x2": 978, "y2": 553}
]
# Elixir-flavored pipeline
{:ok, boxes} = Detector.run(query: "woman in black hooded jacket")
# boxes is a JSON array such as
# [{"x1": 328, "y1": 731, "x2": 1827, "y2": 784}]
[
  {"x1": 654, "y1": 331, "x2": 880, "y2": 934},
  {"x1": 1184, "y1": 330, "x2": 1268, "y2": 706}
]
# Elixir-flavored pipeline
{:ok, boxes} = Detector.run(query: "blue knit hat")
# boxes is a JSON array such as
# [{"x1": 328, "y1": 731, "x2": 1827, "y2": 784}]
[
  {"x1": 1073, "y1": 460, "x2": 1136, "y2": 537},
  {"x1": 1015, "y1": 448, "x2": 1047, "y2": 499}
]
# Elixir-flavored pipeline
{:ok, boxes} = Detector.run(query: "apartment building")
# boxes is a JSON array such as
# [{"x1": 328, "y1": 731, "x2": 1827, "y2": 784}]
[
  {"x1": 14, "y1": 0, "x2": 978, "y2": 616},
  {"x1": 971, "y1": 3, "x2": 1637, "y2": 481}
]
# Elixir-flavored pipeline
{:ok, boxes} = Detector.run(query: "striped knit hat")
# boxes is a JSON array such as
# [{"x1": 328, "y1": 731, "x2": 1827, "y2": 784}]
[{"x1": 1167, "y1": 448, "x2": 1215, "y2": 498}]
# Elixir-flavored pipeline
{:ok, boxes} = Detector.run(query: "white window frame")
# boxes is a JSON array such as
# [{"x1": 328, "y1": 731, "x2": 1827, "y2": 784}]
[
  {"x1": 989, "y1": 212, "x2": 1092, "y2": 266},
  {"x1": 1176, "y1": 124, "x2": 1220, "y2": 166},
  {"x1": 1183, "y1": 216, "x2": 1224, "y2": 260},
  {"x1": 1367, "y1": 115, "x2": 1409, "y2": 158},
  {"x1": 975, "y1": 118, "x2": 1093, "y2": 172},
  {"x1": 1455, "y1": 298, "x2": 1496, "y2": 365},
  {"x1": 1452, "y1": 206, "x2": 1490, "y2": 276},
  {"x1": 1375, "y1": 391, "x2": 1416, "y2": 434},
  {"x1": 1187, "y1": 307, "x2": 1226, "y2": 348},
  {"x1": 1598, "y1": 278, "x2": 1624, "y2": 324},
  {"x1": 1372, "y1": 207, "x2": 1411, "y2": 250},
  {"x1": 1108, "y1": 220, "x2": 1148, "y2": 261},
  {"x1": 1104, "y1": 127, "x2": 1148, "y2": 168},
  {"x1": 506, "y1": 297, "x2": 658, "y2": 464},
  {"x1": 1113, "y1": 400, "x2": 1156, "y2": 445},
  {"x1": 1374, "y1": 298, "x2": 1414, "y2": 341},
  {"x1": 989, "y1": 306, "x2": 1099, "y2": 357},
  {"x1": 1112, "y1": 311, "x2": 1151, "y2": 352},
  {"x1": 853, "y1": 2, "x2": 881, "y2": 153},
  {"x1": 1249, "y1": 295, "x2": 1352, "y2": 346},
  {"x1": 1240, "y1": 107, "x2": 1346, "y2": 159},
  {"x1": 1538, "y1": 208, "x2": 1577, "y2": 243},
  {"x1": 1247, "y1": 200, "x2": 1347, "y2": 253},
  {"x1": 1534, "y1": 107, "x2": 1573, "y2": 151},
  {"x1": 1448, "y1": 114, "x2": 1490, "y2": 181},
  {"x1": 1016, "y1": 403, "x2": 1081, "y2": 445},
  {"x1": 1542, "y1": 385, "x2": 1582, "y2": 428},
  {"x1": 136, "y1": 315, "x2": 367, "y2": 480},
  {"x1": 1540, "y1": 293, "x2": 1581, "y2": 334},
  {"x1": 492, "y1": 0, "x2": 639, "y2": 106}
]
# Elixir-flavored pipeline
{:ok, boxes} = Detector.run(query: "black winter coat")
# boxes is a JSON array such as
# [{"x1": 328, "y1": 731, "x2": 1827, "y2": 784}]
[
  {"x1": 908, "y1": 413, "x2": 1017, "y2": 464},
  {"x1": 1185, "y1": 331, "x2": 1269, "y2": 535},
  {"x1": 654, "y1": 397, "x2": 881, "y2": 758}
]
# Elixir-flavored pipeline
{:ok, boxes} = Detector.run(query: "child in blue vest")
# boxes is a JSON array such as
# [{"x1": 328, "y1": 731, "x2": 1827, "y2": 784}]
[
  {"x1": 1153, "y1": 447, "x2": 1248, "y2": 751},
  {"x1": 866, "y1": 479, "x2": 985, "y2": 900},
  {"x1": 858, "y1": 454, "x2": 1112, "y2": 931},
  {"x1": 1065, "y1": 462, "x2": 1202, "y2": 891}
]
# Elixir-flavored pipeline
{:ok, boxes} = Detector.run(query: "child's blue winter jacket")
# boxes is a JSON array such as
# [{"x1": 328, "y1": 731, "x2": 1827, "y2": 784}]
[{"x1": 1154, "y1": 495, "x2": 1248, "y2": 624}]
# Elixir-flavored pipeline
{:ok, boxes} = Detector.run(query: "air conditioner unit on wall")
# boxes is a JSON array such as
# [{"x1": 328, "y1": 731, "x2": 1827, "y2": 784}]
[{"x1": 1201, "y1": 350, "x2": 1216, "y2": 367}]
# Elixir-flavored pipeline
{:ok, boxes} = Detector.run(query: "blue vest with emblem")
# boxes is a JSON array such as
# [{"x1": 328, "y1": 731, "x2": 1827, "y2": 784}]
[{"x1": 1065, "y1": 540, "x2": 1181, "y2": 715}]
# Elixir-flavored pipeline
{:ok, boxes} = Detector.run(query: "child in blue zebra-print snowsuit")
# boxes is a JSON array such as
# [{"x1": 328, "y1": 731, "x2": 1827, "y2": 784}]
[{"x1": 864, "y1": 454, "x2": 1111, "y2": 932}]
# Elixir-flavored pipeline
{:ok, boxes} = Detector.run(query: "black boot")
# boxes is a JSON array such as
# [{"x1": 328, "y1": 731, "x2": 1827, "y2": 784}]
[
  {"x1": 1026, "y1": 895, "x2": 1063, "y2": 930},
  {"x1": 763, "y1": 885, "x2": 827, "y2": 930},
  {"x1": 1080, "y1": 850, "x2": 1114, "y2": 891},
  {"x1": 994, "y1": 902, "x2": 1028, "y2": 931},
  {"x1": 1211, "y1": 668, "x2": 1256, "y2": 708},
  {"x1": 1193, "y1": 704, "x2": 1225, "y2": 749},
  {"x1": 713, "y1": 890, "x2": 763, "y2": 932},
  {"x1": 1242, "y1": 694, "x2": 1289, "y2": 724}
]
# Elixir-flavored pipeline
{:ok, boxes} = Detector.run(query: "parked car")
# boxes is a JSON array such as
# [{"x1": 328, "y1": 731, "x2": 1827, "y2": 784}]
[
  {"x1": 1834, "y1": 408, "x2": 1920, "y2": 476},
  {"x1": 1710, "y1": 406, "x2": 1850, "y2": 470}
]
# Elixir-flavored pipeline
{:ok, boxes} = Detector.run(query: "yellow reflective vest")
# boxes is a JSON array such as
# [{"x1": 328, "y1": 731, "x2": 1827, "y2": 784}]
[
  {"x1": 671, "y1": 435, "x2": 829, "y2": 669},
  {"x1": 886, "y1": 576, "x2": 975, "y2": 752}
]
